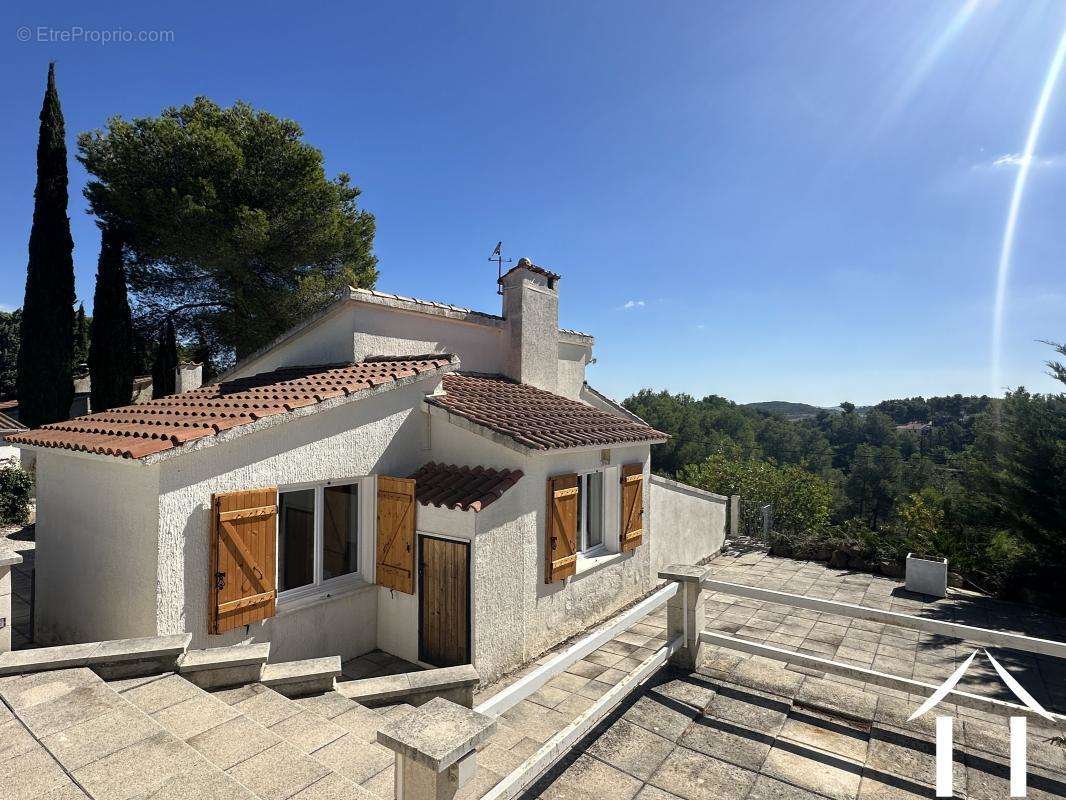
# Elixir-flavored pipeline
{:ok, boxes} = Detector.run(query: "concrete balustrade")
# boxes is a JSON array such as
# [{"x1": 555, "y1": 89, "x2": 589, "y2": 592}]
[
  {"x1": 659, "y1": 563, "x2": 712, "y2": 670},
  {"x1": 377, "y1": 696, "x2": 497, "y2": 800},
  {"x1": 0, "y1": 547, "x2": 21, "y2": 653}
]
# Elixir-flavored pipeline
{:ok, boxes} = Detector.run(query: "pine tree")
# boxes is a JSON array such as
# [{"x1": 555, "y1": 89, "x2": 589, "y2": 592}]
[
  {"x1": 88, "y1": 227, "x2": 134, "y2": 412},
  {"x1": 17, "y1": 62, "x2": 76, "y2": 428},
  {"x1": 72, "y1": 304, "x2": 90, "y2": 373},
  {"x1": 151, "y1": 316, "x2": 178, "y2": 398}
]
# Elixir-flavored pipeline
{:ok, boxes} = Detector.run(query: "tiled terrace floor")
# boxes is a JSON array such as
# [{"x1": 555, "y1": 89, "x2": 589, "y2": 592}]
[
  {"x1": 516, "y1": 542, "x2": 1066, "y2": 800},
  {"x1": 340, "y1": 649, "x2": 422, "y2": 682}
]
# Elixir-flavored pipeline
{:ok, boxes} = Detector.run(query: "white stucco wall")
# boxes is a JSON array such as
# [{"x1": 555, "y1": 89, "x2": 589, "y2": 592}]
[
  {"x1": 32, "y1": 451, "x2": 161, "y2": 645},
  {"x1": 156, "y1": 379, "x2": 436, "y2": 659},
  {"x1": 0, "y1": 444, "x2": 19, "y2": 467},
  {"x1": 227, "y1": 303, "x2": 365, "y2": 379},
  {"x1": 428, "y1": 416, "x2": 651, "y2": 681},
  {"x1": 649, "y1": 475, "x2": 727, "y2": 576},
  {"x1": 226, "y1": 300, "x2": 507, "y2": 381},
  {"x1": 557, "y1": 341, "x2": 592, "y2": 399}
]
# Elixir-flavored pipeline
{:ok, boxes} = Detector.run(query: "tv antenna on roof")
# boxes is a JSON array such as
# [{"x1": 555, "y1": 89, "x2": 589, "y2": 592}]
[{"x1": 489, "y1": 241, "x2": 512, "y2": 295}]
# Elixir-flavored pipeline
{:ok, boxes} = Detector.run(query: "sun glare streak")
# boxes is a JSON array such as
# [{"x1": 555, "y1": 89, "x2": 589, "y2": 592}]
[
  {"x1": 991, "y1": 27, "x2": 1066, "y2": 393},
  {"x1": 877, "y1": 0, "x2": 981, "y2": 131}
]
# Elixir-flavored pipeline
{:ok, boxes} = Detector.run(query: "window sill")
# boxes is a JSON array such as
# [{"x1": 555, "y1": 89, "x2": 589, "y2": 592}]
[
  {"x1": 276, "y1": 577, "x2": 376, "y2": 615},
  {"x1": 575, "y1": 549, "x2": 626, "y2": 576}
]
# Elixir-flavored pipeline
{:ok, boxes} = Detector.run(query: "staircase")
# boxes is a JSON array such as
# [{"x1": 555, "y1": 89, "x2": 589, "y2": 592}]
[{"x1": 0, "y1": 664, "x2": 405, "y2": 799}]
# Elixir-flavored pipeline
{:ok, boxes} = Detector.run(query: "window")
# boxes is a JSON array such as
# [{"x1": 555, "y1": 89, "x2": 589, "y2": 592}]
[
  {"x1": 277, "y1": 480, "x2": 362, "y2": 600},
  {"x1": 577, "y1": 470, "x2": 606, "y2": 553}
]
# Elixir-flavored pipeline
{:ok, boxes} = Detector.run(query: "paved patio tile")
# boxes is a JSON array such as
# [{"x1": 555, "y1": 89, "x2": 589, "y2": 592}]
[
  {"x1": 760, "y1": 742, "x2": 863, "y2": 800},
  {"x1": 748, "y1": 774, "x2": 829, "y2": 799},
  {"x1": 648, "y1": 745, "x2": 759, "y2": 800},
  {"x1": 778, "y1": 708, "x2": 869, "y2": 763},
  {"x1": 226, "y1": 741, "x2": 329, "y2": 800},
  {"x1": 585, "y1": 718, "x2": 676, "y2": 781},
  {"x1": 621, "y1": 693, "x2": 699, "y2": 742},
  {"x1": 538, "y1": 753, "x2": 644, "y2": 800},
  {"x1": 679, "y1": 714, "x2": 773, "y2": 771}
]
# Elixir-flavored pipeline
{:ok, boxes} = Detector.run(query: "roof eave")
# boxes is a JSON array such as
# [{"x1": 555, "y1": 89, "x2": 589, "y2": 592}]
[
  {"x1": 423, "y1": 401, "x2": 667, "y2": 455},
  {"x1": 140, "y1": 358, "x2": 458, "y2": 466}
]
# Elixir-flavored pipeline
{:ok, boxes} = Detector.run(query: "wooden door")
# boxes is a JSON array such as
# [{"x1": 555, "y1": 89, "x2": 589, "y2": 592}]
[{"x1": 418, "y1": 535, "x2": 471, "y2": 667}]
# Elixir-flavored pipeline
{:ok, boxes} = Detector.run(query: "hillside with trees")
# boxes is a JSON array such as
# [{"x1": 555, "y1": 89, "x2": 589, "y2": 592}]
[{"x1": 624, "y1": 346, "x2": 1066, "y2": 611}]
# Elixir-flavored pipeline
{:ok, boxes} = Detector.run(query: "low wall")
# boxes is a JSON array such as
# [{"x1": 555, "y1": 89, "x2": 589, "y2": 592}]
[{"x1": 650, "y1": 475, "x2": 727, "y2": 574}]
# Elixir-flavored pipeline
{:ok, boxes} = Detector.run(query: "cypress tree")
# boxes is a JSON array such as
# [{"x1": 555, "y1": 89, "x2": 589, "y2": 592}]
[
  {"x1": 17, "y1": 62, "x2": 75, "y2": 428},
  {"x1": 151, "y1": 316, "x2": 178, "y2": 398},
  {"x1": 72, "y1": 304, "x2": 90, "y2": 373},
  {"x1": 88, "y1": 227, "x2": 134, "y2": 412}
]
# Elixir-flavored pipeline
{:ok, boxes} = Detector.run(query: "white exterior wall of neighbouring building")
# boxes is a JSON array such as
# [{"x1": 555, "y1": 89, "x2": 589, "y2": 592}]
[
  {"x1": 649, "y1": 474, "x2": 727, "y2": 575},
  {"x1": 155, "y1": 378, "x2": 436, "y2": 661},
  {"x1": 33, "y1": 451, "x2": 161, "y2": 646}
]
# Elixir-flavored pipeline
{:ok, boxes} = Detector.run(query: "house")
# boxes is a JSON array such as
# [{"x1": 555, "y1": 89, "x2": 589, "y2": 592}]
[
  {"x1": 10, "y1": 259, "x2": 727, "y2": 682},
  {"x1": 896, "y1": 421, "x2": 932, "y2": 435},
  {"x1": 0, "y1": 400, "x2": 27, "y2": 466}
]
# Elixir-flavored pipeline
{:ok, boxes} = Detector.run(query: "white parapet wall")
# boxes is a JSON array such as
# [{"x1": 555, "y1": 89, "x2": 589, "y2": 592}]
[{"x1": 649, "y1": 475, "x2": 727, "y2": 575}]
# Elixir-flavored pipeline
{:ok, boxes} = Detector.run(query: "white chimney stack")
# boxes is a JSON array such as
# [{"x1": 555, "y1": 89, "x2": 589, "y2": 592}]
[{"x1": 500, "y1": 257, "x2": 559, "y2": 392}]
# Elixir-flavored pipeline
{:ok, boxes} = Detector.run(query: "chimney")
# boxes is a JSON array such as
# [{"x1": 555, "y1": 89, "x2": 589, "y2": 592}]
[
  {"x1": 176, "y1": 362, "x2": 203, "y2": 393},
  {"x1": 500, "y1": 257, "x2": 559, "y2": 391}
]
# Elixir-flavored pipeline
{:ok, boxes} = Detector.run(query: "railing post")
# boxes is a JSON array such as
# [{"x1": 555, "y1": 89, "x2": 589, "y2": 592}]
[
  {"x1": 659, "y1": 565, "x2": 711, "y2": 670},
  {"x1": 377, "y1": 696, "x2": 497, "y2": 800},
  {"x1": 0, "y1": 548, "x2": 22, "y2": 653},
  {"x1": 729, "y1": 495, "x2": 740, "y2": 537}
]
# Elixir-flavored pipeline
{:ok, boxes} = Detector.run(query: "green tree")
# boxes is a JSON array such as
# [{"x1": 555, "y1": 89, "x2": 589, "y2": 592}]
[
  {"x1": 72, "y1": 304, "x2": 90, "y2": 373},
  {"x1": 843, "y1": 444, "x2": 901, "y2": 529},
  {"x1": 17, "y1": 63, "x2": 75, "y2": 428},
  {"x1": 77, "y1": 97, "x2": 378, "y2": 367},
  {"x1": 679, "y1": 454, "x2": 834, "y2": 535},
  {"x1": 151, "y1": 316, "x2": 178, "y2": 398},
  {"x1": 0, "y1": 309, "x2": 20, "y2": 398},
  {"x1": 961, "y1": 385, "x2": 1065, "y2": 565},
  {"x1": 88, "y1": 227, "x2": 135, "y2": 412}
]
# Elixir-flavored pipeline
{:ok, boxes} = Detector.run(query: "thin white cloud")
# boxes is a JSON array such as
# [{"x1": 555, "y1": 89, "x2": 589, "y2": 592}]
[
  {"x1": 621, "y1": 300, "x2": 645, "y2": 311},
  {"x1": 978, "y1": 152, "x2": 1066, "y2": 170}
]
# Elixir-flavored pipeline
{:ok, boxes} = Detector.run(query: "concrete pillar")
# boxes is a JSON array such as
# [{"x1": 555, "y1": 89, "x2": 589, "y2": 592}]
[
  {"x1": 728, "y1": 495, "x2": 740, "y2": 538},
  {"x1": 377, "y1": 696, "x2": 497, "y2": 800},
  {"x1": 0, "y1": 548, "x2": 23, "y2": 653},
  {"x1": 659, "y1": 564, "x2": 712, "y2": 671}
]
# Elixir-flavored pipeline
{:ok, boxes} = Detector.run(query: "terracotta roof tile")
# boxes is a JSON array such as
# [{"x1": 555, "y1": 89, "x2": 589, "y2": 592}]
[
  {"x1": 427, "y1": 373, "x2": 668, "y2": 451},
  {"x1": 409, "y1": 462, "x2": 523, "y2": 512},
  {"x1": 9, "y1": 355, "x2": 455, "y2": 461},
  {"x1": 499, "y1": 260, "x2": 560, "y2": 284}
]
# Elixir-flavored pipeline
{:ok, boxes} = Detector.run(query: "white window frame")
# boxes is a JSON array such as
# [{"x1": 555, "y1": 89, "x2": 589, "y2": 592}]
[
  {"x1": 276, "y1": 476, "x2": 376, "y2": 606},
  {"x1": 577, "y1": 469, "x2": 609, "y2": 557}
]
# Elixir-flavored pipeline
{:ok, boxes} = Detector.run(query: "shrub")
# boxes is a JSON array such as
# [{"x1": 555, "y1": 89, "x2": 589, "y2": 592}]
[
  {"x1": 0, "y1": 465, "x2": 33, "y2": 525},
  {"x1": 678, "y1": 454, "x2": 834, "y2": 534}
]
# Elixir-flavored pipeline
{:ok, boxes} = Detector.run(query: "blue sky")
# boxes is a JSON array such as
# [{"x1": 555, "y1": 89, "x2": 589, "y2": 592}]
[{"x1": 1, "y1": 1, "x2": 1064, "y2": 406}]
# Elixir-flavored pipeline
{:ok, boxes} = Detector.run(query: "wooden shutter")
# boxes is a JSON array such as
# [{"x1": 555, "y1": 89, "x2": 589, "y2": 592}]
[
  {"x1": 377, "y1": 476, "x2": 416, "y2": 594},
  {"x1": 210, "y1": 488, "x2": 278, "y2": 634},
  {"x1": 546, "y1": 474, "x2": 579, "y2": 583},
  {"x1": 620, "y1": 464, "x2": 644, "y2": 552}
]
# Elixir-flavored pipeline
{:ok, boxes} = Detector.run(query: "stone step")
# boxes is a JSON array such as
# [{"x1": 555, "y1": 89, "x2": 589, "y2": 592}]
[
  {"x1": 178, "y1": 642, "x2": 272, "y2": 690},
  {"x1": 214, "y1": 682, "x2": 396, "y2": 796},
  {"x1": 119, "y1": 673, "x2": 378, "y2": 800},
  {"x1": 0, "y1": 667, "x2": 260, "y2": 800}
]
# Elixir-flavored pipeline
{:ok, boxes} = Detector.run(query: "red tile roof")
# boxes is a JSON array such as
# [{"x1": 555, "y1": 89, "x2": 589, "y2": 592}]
[
  {"x1": 409, "y1": 462, "x2": 523, "y2": 512},
  {"x1": 427, "y1": 373, "x2": 668, "y2": 451},
  {"x1": 9, "y1": 355, "x2": 455, "y2": 461}
]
